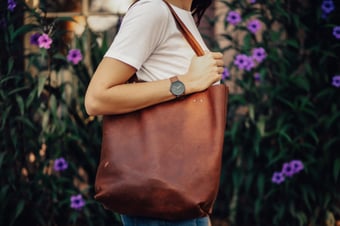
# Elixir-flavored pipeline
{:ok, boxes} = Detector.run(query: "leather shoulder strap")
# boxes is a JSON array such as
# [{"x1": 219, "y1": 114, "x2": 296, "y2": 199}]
[{"x1": 128, "y1": 0, "x2": 139, "y2": 9}]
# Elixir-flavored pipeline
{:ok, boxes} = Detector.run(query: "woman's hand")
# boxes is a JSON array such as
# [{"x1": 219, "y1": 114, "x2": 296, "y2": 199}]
[{"x1": 181, "y1": 51, "x2": 224, "y2": 94}]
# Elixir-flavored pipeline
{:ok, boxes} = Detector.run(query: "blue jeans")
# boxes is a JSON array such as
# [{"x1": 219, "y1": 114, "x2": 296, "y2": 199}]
[{"x1": 120, "y1": 215, "x2": 210, "y2": 226}]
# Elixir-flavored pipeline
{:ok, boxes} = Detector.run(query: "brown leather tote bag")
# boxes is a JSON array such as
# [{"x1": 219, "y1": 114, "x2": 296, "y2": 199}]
[{"x1": 94, "y1": 0, "x2": 229, "y2": 221}]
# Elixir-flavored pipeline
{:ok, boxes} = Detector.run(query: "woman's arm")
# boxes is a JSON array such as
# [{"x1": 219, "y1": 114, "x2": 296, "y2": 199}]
[{"x1": 84, "y1": 52, "x2": 224, "y2": 116}]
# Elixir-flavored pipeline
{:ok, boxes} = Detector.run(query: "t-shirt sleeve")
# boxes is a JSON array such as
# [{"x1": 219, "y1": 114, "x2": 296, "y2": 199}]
[{"x1": 104, "y1": 0, "x2": 169, "y2": 70}]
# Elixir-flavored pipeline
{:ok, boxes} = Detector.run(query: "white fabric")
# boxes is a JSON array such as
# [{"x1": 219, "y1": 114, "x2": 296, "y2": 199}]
[{"x1": 104, "y1": 0, "x2": 209, "y2": 81}]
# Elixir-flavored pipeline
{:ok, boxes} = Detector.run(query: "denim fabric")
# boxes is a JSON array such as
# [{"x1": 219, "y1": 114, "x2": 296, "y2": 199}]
[{"x1": 120, "y1": 215, "x2": 210, "y2": 226}]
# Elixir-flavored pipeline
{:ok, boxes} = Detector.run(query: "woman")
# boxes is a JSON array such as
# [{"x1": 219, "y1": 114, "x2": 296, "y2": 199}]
[{"x1": 85, "y1": 0, "x2": 224, "y2": 225}]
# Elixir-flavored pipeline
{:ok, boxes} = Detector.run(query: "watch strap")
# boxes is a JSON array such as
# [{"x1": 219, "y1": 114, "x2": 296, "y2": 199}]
[{"x1": 170, "y1": 76, "x2": 179, "y2": 83}]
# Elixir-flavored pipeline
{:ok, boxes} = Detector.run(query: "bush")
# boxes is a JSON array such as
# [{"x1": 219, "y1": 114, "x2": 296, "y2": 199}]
[
  {"x1": 0, "y1": 1, "x2": 121, "y2": 225},
  {"x1": 214, "y1": 0, "x2": 340, "y2": 225},
  {"x1": 0, "y1": 0, "x2": 339, "y2": 226}
]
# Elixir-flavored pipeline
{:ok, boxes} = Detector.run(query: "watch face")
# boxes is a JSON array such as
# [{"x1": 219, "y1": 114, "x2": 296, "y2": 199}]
[{"x1": 171, "y1": 80, "x2": 185, "y2": 96}]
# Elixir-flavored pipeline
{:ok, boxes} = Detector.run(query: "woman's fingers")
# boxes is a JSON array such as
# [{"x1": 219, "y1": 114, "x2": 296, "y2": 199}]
[
  {"x1": 216, "y1": 59, "x2": 224, "y2": 67},
  {"x1": 211, "y1": 52, "x2": 223, "y2": 61},
  {"x1": 206, "y1": 52, "x2": 224, "y2": 67}
]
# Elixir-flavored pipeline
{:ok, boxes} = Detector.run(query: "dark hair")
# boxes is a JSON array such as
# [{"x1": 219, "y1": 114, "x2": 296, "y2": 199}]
[{"x1": 191, "y1": 0, "x2": 213, "y2": 25}]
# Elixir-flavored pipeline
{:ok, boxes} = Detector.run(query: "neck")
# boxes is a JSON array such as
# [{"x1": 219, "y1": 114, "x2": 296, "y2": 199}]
[{"x1": 165, "y1": 0, "x2": 192, "y2": 11}]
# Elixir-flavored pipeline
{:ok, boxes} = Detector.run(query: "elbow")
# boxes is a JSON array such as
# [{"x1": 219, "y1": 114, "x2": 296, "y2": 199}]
[{"x1": 84, "y1": 93, "x2": 100, "y2": 116}]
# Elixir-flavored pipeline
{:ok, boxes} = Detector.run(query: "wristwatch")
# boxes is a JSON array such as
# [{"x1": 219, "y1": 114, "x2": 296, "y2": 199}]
[{"x1": 169, "y1": 76, "x2": 185, "y2": 98}]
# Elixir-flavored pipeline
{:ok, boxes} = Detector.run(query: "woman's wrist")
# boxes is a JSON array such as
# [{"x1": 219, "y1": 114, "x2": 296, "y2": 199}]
[{"x1": 177, "y1": 75, "x2": 196, "y2": 95}]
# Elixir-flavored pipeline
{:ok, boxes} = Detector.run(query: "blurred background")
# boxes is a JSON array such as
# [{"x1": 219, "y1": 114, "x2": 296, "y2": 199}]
[{"x1": 0, "y1": 0, "x2": 339, "y2": 225}]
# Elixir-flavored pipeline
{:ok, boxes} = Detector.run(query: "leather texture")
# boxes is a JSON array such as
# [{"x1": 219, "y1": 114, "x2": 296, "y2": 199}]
[{"x1": 94, "y1": 0, "x2": 229, "y2": 221}]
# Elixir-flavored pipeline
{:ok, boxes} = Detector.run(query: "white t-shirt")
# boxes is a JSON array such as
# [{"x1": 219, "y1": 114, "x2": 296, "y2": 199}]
[{"x1": 104, "y1": 0, "x2": 209, "y2": 81}]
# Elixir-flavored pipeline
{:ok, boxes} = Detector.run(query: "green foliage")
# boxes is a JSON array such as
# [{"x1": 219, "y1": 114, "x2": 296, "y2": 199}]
[
  {"x1": 1, "y1": 0, "x2": 339, "y2": 226},
  {"x1": 0, "y1": 1, "x2": 120, "y2": 225},
  {"x1": 214, "y1": 0, "x2": 340, "y2": 225}
]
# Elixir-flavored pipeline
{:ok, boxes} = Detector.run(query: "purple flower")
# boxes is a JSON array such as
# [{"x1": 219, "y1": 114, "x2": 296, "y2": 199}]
[
  {"x1": 272, "y1": 172, "x2": 285, "y2": 184},
  {"x1": 247, "y1": 19, "x2": 261, "y2": 34},
  {"x1": 333, "y1": 26, "x2": 340, "y2": 39},
  {"x1": 67, "y1": 49, "x2": 83, "y2": 65},
  {"x1": 282, "y1": 160, "x2": 304, "y2": 178},
  {"x1": 254, "y1": 73, "x2": 261, "y2": 81},
  {"x1": 226, "y1": 11, "x2": 242, "y2": 25},
  {"x1": 30, "y1": 33, "x2": 41, "y2": 46},
  {"x1": 290, "y1": 160, "x2": 304, "y2": 173},
  {"x1": 234, "y1": 54, "x2": 249, "y2": 70},
  {"x1": 38, "y1": 33, "x2": 53, "y2": 49},
  {"x1": 282, "y1": 162, "x2": 295, "y2": 177},
  {"x1": 234, "y1": 54, "x2": 255, "y2": 71},
  {"x1": 8, "y1": 0, "x2": 17, "y2": 12},
  {"x1": 53, "y1": 157, "x2": 68, "y2": 171},
  {"x1": 222, "y1": 67, "x2": 230, "y2": 79},
  {"x1": 321, "y1": 0, "x2": 335, "y2": 14},
  {"x1": 332, "y1": 75, "x2": 340, "y2": 88},
  {"x1": 250, "y1": 0, "x2": 256, "y2": 3},
  {"x1": 252, "y1": 47, "x2": 267, "y2": 63},
  {"x1": 245, "y1": 56, "x2": 255, "y2": 71},
  {"x1": 70, "y1": 194, "x2": 86, "y2": 210}
]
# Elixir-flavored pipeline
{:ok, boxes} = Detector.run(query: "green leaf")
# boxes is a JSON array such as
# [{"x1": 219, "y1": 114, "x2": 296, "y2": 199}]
[
  {"x1": 270, "y1": 31, "x2": 281, "y2": 41},
  {"x1": 302, "y1": 189, "x2": 312, "y2": 212},
  {"x1": 52, "y1": 53, "x2": 67, "y2": 61},
  {"x1": 0, "y1": 106, "x2": 12, "y2": 130},
  {"x1": 16, "y1": 95, "x2": 25, "y2": 116},
  {"x1": 296, "y1": 212, "x2": 307, "y2": 226},
  {"x1": 276, "y1": 96, "x2": 295, "y2": 110},
  {"x1": 256, "y1": 117, "x2": 265, "y2": 137},
  {"x1": 273, "y1": 204, "x2": 285, "y2": 224},
  {"x1": 243, "y1": 33, "x2": 252, "y2": 51},
  {"x1": 304, "y1": 62, "x2": 312, "y2": 76},
  {"x1": 323, "y1": 137, "x2": 339, "y2": 151},
  {"x1": 15, "y1": 116, "x2": 37, "y2": 131},
  {"x1": 231, "y1": 146, "x2": 239, "y2": 161},
  {"x1": 26, "y1": 87, "x2": 37, "y2": 108},
  {"x1": 333, "y1": 159, "x2": 340, "y2": 182},
  {"x1": 37, "y1": 75, "x2": 47, "y2": 97},
  {"x1": 257, "y1": 174, "x2": 265, "y2": 196},
  {"x1": 325, "y1": 112, "x2": 340, "y2": 129},
  {"x1": 254, "y1": 198, "x2": 262, "y2": 218},
  {"x1": 291, "y1": 76, "x2": 310, "y2": 92},
  {"x1": 0, "y1": 185, "x2": 9, "y2": 199},
  {"x1": 323, "y1": 193, "x2": 331, "y2": 208},
  {"x1": 244, "y1": 173, "x2": 253, "y2": 193},
  {"x1": 7, "y1": 57, "x2": 14, "y2": 75},
  {"x1": 0, "y1": 75, "x2": 19, "y2": 86},
  {"x1": 0, "y1": 152, "x2": 6, "y2": 168},
  {"x1": 285, "y1": 39, "x2": 299, "y2": 48},
  {"x1": 279, "y1": 128, "x2": 292, "y2": 143},
  {"x1": 8, "y1": 87, "x2": 29, "y2": 96},
  {"x1": 267, "y1": 149, "x2": 286, "y2": 166},
  {"x1": 49, "y1": 94, "x2": 58, "y2": 118},
  {"x1": 307, "y1": 129, "x2": 319, "y2": 144},
  {"x1": 54, "y1": 17, "x2": 76, "y2": 23},
  {"x1": 10, "y1": 24, "x2": 39, "y2": 41},
  {"x1": 9, "y1": 200, "x2": 25, "y2": 226},
  {"x1": 232, "y1": 170, "x2": 242, "y2": 189}
]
